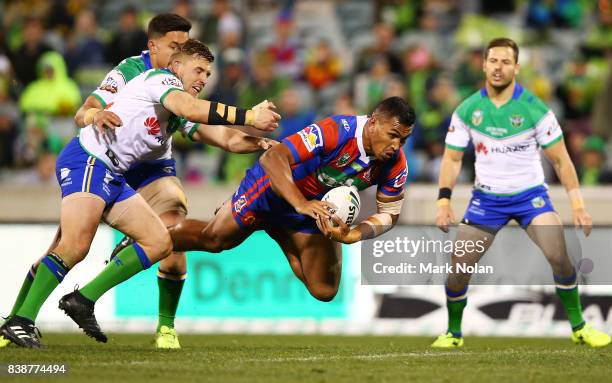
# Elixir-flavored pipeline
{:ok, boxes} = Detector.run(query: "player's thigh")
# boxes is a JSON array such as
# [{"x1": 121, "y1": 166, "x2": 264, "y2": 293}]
[
  {"x1": 526, "y1": 212, "x2": 571, "y2": 268},
  {"x1": 103, "y1": 193, "x2": 172, "y2": 261},
  {"x1": 284, "y1": 230, "x2": 342, "y2": 301},
  {"x1": 54, "y1": 192, "x2": 106, "y2": 267},
  {"x1": 137, "y1": 176, "x2": 188, "y2": 219},
  {"x1": 265, "y1": 227, "x2": 305, "y2": 283},
  {"x1": 201, "y1": 199, "x2": 253, "y2": 251}
]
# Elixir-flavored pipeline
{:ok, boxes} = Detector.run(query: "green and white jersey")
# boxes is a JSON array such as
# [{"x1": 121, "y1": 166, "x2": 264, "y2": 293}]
[
  {"x1": 445, "y1": 84, "x2": 563, "y2": 195},
  {"x1": 79, "y1": 69, "x2": 198, "y2": 173},
  {"x1": 91, "y1": 52, "x2": 151, "y2": 108}
]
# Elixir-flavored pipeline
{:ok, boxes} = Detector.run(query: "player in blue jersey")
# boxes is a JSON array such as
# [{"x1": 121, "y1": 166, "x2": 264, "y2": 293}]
[{"x1": 169, "y1": 97, "x2": 414, "y2": 302}]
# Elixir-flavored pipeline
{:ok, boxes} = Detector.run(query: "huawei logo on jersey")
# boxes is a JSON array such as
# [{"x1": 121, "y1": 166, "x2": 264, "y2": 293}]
[
  {"x1": 476, "y1": 142, "x2": 488, "y2": 155},
  {"x1": 144, "y1": 117, "x2": 161, "y2": 136}
]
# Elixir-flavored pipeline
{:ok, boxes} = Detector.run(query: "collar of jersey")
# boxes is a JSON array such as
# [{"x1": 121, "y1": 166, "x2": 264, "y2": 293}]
[
  {"x1": 355, "y1": 115, "x2": 374, "y2": 164},
  {"x1": 141, "y1": 50, "x2": 153, "y2": 70},
  {"x1": 480, "y1": 82, "x2": 524, "y2": 104}
]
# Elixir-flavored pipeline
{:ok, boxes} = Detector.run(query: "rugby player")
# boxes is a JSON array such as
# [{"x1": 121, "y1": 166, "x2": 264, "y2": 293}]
[
  {"x1": 431, "y1": 38, "x2": 610, "y2": 348},
  {"x1": 168, "y1": 97, "x2": 414, "y2": 304},
  {"x1": 0, "y1": 39, "x2": 280, "y2": 348},
  {"x1": 0, "y1": 14, "x2": 276, "y2": 349}
]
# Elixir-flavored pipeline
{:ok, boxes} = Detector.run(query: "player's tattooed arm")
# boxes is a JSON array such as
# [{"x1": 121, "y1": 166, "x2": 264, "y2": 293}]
[
  {"x1": 543, "y1": 138, "x2": 592, "y2": 236},
  {"x1": 191, "y1": 125, "x2": 278, "y2": 153},
  {"x1": 260, "y1": 144, "x2": 335, "y2": 220},
  {"x1": 162, "y1": 91, "x2": 281, "y2": 131}
]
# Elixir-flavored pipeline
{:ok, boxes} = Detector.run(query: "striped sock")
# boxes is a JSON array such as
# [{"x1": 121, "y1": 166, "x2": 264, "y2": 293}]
[
  {"x1": 446, "y1": 285, "x2": 468, "y2": 337},
  {"x1": 555, "y1": 271, "x2": 585, "y2": 331},
  {"x1": 8, "y1": 266, "x2": 37, "y2": 317},
  {"x1": 16, "y1": 254, "x2": 69, "y2": 322}
]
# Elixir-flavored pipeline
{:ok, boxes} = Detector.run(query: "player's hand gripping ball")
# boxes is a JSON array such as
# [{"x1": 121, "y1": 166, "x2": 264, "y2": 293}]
[{"x1": 321, "y1": 186, "x2": 361, "y2": 226}]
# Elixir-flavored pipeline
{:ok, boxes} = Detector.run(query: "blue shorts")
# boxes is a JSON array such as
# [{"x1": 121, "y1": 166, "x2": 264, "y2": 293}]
[
  {"x1": 462, "y1": 185, "x2": 556, "y2": 232},
  {"x1": 124, "y1": 159, "x2": 177, "y2": 190},
  {"x1": 231, "y1": 165, "x2": 319, "y2": 234},
  {"x1": 56, "y1": 138, "x2": 136, "y2": 206}
]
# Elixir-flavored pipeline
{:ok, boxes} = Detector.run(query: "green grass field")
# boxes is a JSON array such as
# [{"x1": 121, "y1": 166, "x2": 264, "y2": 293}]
[{"x1": 1, "y1": 334, "x2": 612, "y2": 382}]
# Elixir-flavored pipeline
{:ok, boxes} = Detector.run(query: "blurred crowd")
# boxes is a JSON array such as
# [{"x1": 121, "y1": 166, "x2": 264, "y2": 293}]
[{"x1": 1, "y1": 0, "x2": 612, "y2": 186}]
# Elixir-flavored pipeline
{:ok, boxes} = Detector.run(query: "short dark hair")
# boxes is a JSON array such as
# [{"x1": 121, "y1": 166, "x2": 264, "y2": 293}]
[
  {"x1": 372, "y1": 97, "x2": 416, "y2": 128},
  {"x1": 148, "y1": 13, "x2": 192, "y2": 38},
  {"x1": 173, "y1": 39, "x2": 215, "y2": 63},
  {"x1": 484, "y1": 37, "x2": 519, "y2": 63}
]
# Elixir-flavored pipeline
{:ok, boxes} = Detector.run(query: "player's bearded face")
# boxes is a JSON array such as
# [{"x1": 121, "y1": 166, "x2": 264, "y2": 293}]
[
  {"x1": 483, "y1": 46, "x2": 519, "y2": 90},
  {"x1": 150, "y1": 31, "x2": 189, "y2": 67},
  {"x1": 180, "y1": 57, "x2": 212, "y2": 96},
  {"x1": 371, "y1": 116, "x2": 411, "y2": 161}
]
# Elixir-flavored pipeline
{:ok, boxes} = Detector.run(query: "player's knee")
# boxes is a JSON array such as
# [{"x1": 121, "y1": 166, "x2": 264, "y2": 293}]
[
  {"x1": 56, "y1": 238, "x2": 91, "y2": 264},
  {"x1": 141, "y1": 231, "x2": 173, "y2": 261},
  {"x1": 307, "y1": 283, "x2": 339, "y2": 302}
]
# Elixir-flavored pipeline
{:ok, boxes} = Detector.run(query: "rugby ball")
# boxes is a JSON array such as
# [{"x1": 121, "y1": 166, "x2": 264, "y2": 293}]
[{"x1": 321, "y1": 186, "x2": 361, "y2": 226}]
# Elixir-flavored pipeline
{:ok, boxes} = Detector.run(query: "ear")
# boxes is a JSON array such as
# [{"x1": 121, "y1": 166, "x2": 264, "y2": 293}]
[
  {"x1": 147, "y1": 39, "x2": 156, "y2": 53},
  {"x1": 514, "y1": 63, "x2": 520, "y2": 76}
]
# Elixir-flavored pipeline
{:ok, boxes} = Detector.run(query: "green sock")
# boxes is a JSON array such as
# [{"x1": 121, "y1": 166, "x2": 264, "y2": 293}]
[
  {"x1": 555, "y1": 272, "x2": 584, "y2": 331},
  {"x1": 80, "y1": 243, "x2": 152, "y2": 302},
  {"x1": 16, "y1": 255, "x2": 69, "y2": 322},
  {"x1": 446, "y1": 286, "x2": 468, "y2": 337},
  {"x1": 9, "y1": 267, "x2": 36, "y2": 317},
  {"x1": 157, "y1": 272, "x2": 185, "y2": 331}
]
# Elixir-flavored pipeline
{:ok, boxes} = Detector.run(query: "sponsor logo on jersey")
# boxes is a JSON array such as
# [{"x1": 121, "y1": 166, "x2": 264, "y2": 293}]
[
  {"x1": 490, "y1": 144, "x2": 531, "y2": 154},
  {"x1": 476, "y1": 142, "x2": 488, "y2": 155},
  {"x1": 531, "y1": 196, "x2": 545, "y2": 208},
  {"x1": 472, "y1": 109, "x2": 483, "y2": 126},
  {"x1": 60, "y1": 168, "x2": 71, "y2": 180},
  {"x1": 509, "y1": 114, "x2": 524, "y2": 129},
  {"x1": 335, "y1": 153, "x2": 351, "y2": 167},
  {"x1": 485, "y1": 126, "x2": 508, "y2": 137},
  {"x1": 234, "y1": 195, "x2": 247, "y2": 213},
  {"x1": 162, "y1": 77, "x2": 182, "y2": 88},
  {"x1": 341, "y1": 119, "x2": 351, "y2": 132},
  {"x1": 298, "y1": 124, "x2": 323, "y2": 152},
  {"x1": 162, "y1": 166, "x2": 174, "y2": 174},
  {"x1": 392, "y1": 168, "x2": 408, "y2": 188},
  {"x1": 144, "y1": 117, "x2": 161, "y2": 136},
  {"x1": 361, "y1": 167, "x2": 372, "y2": 183},
  {"x1": 104, "y1": 102, "x2": 114, "y2": 110},
  {"x1": 98, "y1": 76, "x2": 119, "y2": 93},
  {"x1": 103, "y1": 170, "x2": 113, "y2": 185}
]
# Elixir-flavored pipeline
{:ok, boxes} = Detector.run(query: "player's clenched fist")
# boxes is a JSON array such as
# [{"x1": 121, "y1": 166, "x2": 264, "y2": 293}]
[{"x1": 249, "y1": 101, "x2": 281, "y2": 132}]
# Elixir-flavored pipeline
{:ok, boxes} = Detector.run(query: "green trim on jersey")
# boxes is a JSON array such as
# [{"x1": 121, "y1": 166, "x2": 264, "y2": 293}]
[
  {"x1": 187, "y1": 123, "x2": 200, "y2": 141},
  {"x1": 475, "y1": 184, "x2": 545, "y2": 197},
  {"x1": 116, "y1": 56, "x2": 147, "y2": 83},
  {"x1": 455, "y1": 85, "x2": 551, "y2": 140},
  {"x1": 91, "y1": 93, "x2": 107, "y2": 109},
  {"x1": 541, "y1": 134, "x2": 563, "y2": 149},
  {"x1": 145, "y1": 68, "x2": 176, "y2": 80},
  {"x1": 445, "y1": 143, "x2": 466, "y2": 152},
  {"x1": 159, "y1": 88, "x2": 183, "y2": 106}
]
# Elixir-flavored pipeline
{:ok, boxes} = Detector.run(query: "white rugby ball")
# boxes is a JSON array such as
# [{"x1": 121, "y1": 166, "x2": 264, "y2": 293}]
[{"x1": 321, "y1": 186, "x2": 361, "y2": 226}]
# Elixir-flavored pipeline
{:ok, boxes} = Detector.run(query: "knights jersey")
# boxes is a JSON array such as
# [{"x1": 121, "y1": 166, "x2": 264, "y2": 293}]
[
  {"x1": 445, "y1": 83, "x2": 563, "y2": 195},
  {"x1": 79, "y1": 68, "x2": 198, "y2": 173},
  {"x1": 277, "y1": 115, "x2": 408, "y2": 199}
]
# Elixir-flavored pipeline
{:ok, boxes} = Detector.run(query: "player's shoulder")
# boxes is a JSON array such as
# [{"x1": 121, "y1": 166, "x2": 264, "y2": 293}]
[
  {"x1": 515, "y1": 84, "x2": 550, "y2": 119},
  {"x1": 115, "y1": 55, "x2": 147, "y2": 82},
  {"x1": 454, "y1": 90, "x2": 484, "y2": 122},
  {"x1": 143, "y1": 68, "x2": 183, "y2": 86}
]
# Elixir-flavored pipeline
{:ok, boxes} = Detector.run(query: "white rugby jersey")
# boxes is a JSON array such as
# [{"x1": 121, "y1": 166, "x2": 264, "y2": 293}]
[{"x1": 79, "y1": 68, "x2": 199, "y2": 173}]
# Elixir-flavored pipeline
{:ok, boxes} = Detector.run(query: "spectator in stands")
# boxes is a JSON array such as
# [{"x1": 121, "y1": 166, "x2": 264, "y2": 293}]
[
  {"x1": 354, "y1": 55, "x2": 395, "y2": 113},
  {"x1": 356, "y1": 22, "x2": 403, "y2": 75},
  {"x1": 10, "y1": 16, "x2": 52, "y2": 88},
  {"x1": 200, "y1": 0, "x2": 243, "y2": 48},
  {"x1": 267, "y1": 9, "x2": 302, "y2": 79},
  {"x1": 454, "y1": 48, "x2": 484, "y2": 99},
  {"x1": 172, "y1": 0, "x2": 202, "y2": 40},
  {"x1": 19, "y1": 51, "x2": 81, "y2": 116},
  {"x1": 277, "y1": 87, "x2": 315, "y2": 139},
  {"x1": 0, "y1": 77, "x2": 19, "y2": 168},
  {"x1": 579, "y1": 135, "x2": 612, "y2": 185},
  {"x1": 333, "y1": 90, "x2": 357, "y2": 115},
  {"x1": 64, "y1": 9, "x2": 106, "y2": 75},
  {"x1": 239, "y1": 50, "x2": 290, "y2": 109},
  {"x1": 209, "y1": 47, "x2": 245, "y2": 106},
  {"x1": 106, "y1": 5, "x2": 148, "y2": 66},
  {"x1": 592, "y1": 57, "x2": 612, "y2": 139},
  {"x1": 303, "y1": 39, "x2": 342, "y2": 91},
  {"x1": 14, "y1": 114, "x2": 62, "y2": 169},
  {"x1": 402, "y1": 44, "x2": 440, "y2": 114}
]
